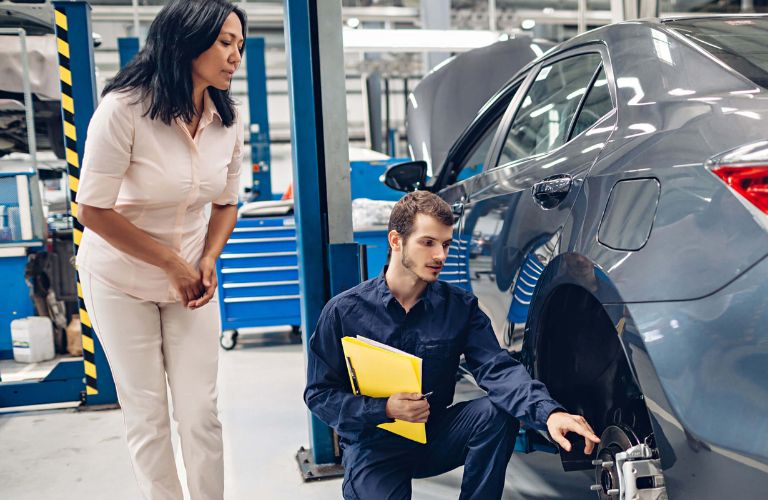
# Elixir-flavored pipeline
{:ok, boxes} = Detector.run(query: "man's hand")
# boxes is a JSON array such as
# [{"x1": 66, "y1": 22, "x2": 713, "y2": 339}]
[
  {"x1": 386, "y1": 393, "x2": 430, "y2": 423},
  {"x1": 546, "y1": 411, "x2": 601, "y2": 454}
]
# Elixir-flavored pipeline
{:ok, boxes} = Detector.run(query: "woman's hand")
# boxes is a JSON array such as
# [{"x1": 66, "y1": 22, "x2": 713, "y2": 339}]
[
  {"x1": 163, "y1": 254, "x2": 204, "y2": 307},
  {"x1": 188, "y1": 255, "x2": 218, "y2": 309}
]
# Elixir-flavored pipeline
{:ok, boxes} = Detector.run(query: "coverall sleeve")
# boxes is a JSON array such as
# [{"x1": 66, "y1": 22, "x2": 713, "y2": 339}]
[
  {"x1": 463, "y1": 296, "x2": 564, "y2": 430},
  {"x1": 303, "y1": 301, "x2": 393, "y2": 439}
]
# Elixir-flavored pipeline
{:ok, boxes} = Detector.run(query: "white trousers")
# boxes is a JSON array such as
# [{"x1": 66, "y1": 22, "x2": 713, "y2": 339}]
[{"x1": 81, "y1": 270, "x2": 224, "y2": 500}]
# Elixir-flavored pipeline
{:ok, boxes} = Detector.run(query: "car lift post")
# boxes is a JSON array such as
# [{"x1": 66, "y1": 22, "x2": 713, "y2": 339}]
[
  {"x1": 0, "y1": 0, "x2": 117, "y2": 409},
  {"x1": 285, "y1": 0, "x2": 360, "y2": 480},
  {"x1": 245, "y1": 37, "x2": 273, "y2": 201},
  {"x1": 117, "y1": 36, "x2": 139, "y2": 68},
  {"x1": 51, "y1": 0, "x2": 116, "y2": 407}
]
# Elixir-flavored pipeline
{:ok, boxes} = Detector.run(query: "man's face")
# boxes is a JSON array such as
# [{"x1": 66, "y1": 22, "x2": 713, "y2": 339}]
[{"x1": 399, "y1": 214, "x2": 453, "y2": 283}]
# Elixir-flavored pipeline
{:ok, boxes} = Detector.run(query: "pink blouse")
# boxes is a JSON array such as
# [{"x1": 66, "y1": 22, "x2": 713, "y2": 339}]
[{"x1": 75, "y1": 89, "x2": 243, "y2": 302}]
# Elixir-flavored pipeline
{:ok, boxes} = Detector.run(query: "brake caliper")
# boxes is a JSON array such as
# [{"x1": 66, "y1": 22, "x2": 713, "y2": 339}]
[{"x1": 591, "y1": 443, "x2": 667, "y2": 500}]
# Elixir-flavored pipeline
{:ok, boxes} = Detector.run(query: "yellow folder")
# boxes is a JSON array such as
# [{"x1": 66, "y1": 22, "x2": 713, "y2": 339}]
[{"x1": 341, "y1": 335, "x2": 426, "y2": 444}]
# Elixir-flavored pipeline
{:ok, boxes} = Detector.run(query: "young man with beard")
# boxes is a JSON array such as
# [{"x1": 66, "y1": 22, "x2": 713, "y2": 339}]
[{"x1": 304, "y1": 191, "x2": 599, "y2": 500}]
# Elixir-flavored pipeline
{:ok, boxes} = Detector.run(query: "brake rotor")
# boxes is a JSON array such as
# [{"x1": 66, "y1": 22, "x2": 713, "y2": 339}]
[{"x1": 593, "y1": 424, "x2": 641, "y2": 500}]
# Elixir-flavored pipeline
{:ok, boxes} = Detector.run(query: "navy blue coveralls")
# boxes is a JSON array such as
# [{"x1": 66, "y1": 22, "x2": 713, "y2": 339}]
[{"x1": 304, "y1": 272, "x2": 564, "y2": 500}]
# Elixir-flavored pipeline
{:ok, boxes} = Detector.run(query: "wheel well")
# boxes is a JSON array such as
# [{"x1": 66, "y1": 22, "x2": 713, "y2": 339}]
[{"x1": 536, "y1": 285, "x2": 653, "y2": 440}]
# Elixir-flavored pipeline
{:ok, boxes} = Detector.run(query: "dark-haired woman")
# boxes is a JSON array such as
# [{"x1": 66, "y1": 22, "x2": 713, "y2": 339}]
[{"x1": 75, "y1": 1, "x2": 245, "y2": 498}]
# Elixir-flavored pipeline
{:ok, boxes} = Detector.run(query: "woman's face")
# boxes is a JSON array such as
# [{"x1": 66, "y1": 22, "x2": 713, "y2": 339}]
[{"x1": 191, "y1": 12, "x2": 243, "y2": 91}]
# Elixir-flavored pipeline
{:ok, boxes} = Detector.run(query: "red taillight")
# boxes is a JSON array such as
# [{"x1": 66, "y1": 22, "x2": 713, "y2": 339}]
[{"x1": 712, "y1": 166, "x2": 768, "y2": 214}]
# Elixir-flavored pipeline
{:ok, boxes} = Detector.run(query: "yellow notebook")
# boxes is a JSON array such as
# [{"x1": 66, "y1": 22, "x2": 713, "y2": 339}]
[{"x1": 341, "y1": 335, "x2": 426, "y2": 444}]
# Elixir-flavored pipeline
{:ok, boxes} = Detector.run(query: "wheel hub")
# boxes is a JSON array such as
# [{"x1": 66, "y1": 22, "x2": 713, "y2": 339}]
[
  {"x1": 591, "y1": 425, "x2": 638, "y2": 499},
  {"x1": 590, "y1": 425, "x2": 667, "y2": 500}
]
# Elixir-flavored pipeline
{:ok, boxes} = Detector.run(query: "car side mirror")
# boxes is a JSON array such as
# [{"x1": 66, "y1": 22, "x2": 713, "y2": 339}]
[{"x1": 381, "y1": 160, "x2": 428, "y2": 192}]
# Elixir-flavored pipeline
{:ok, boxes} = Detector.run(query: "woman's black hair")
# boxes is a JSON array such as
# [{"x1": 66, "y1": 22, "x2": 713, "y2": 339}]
[{"x1": 102, "y1": 0, "x2": 246, "y2": 127}]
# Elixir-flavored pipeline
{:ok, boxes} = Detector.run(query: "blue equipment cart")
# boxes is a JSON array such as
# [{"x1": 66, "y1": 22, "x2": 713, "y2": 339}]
[
  {"x1": 215, "y1": 216, "x2": 302, "y2": 348},
  {"x1": 215, "y1": 215, "x2": 390, "y2": 349}
]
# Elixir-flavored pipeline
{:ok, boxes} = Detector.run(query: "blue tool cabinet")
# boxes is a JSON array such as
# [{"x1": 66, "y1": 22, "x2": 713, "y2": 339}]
[
  {"x1": 215, "y1": 216, "x2": 391, "y2": 349},
  {"x1": 215, "y1": 216, "x2": 302, "y2": 348}
]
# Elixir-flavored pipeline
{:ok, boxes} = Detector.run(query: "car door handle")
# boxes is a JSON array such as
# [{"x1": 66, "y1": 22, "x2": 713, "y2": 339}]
[{"x1": 532, "y1": 175, "x2": 572, "y2": 209}]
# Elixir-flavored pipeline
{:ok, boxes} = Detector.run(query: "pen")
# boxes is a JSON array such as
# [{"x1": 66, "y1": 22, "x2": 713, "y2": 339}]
[
  {"x1": 346, "y1": 356, "x2": 362, "y2": 396},
  {"x1": 420, "y1": 391, "x2": 434, "y2": 400}
]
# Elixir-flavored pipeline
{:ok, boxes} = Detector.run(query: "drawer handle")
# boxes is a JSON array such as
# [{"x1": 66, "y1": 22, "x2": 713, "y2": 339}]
[
  {"x1": 220, "y1": 265, "x2": 299, "y2": 274},
  {"x1": 224, "y1": 294, "x2": 301, "y2": 304},
  {"x1": 227, "y1": 237, "x2": 297, "y2": 244},
  {"x1": 233, "y1": 227, "x2": 296, "y2": 233},
  {"x1": 220, "y1": 251, "x2": 298, "y2": 259},
  {"x1": 223, "y1": 280, "x2": 299, "y2": 289}
]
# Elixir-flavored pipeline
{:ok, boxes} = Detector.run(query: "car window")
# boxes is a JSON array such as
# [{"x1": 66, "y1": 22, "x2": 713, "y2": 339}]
[
  {"x1": 454, "y1": 112, "x2": 505, "y2": 182},
  {"x1": 569, "y1": 66, "x2": 613, "y2": 139},
  {"x1": 497, "y1": 52, "x2": 603, "y2": 166},
  {"x1": 666, "y1": 17, "x2": 768, "y2": 88},
  {"x1": 442, "y1": 85, "x2": 518, "y2": 186}
]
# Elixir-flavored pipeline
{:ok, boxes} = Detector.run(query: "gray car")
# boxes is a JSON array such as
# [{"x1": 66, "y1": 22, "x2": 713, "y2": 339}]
[{"x1": 385, "y1": 15, "x2": 768, "y2": 499}]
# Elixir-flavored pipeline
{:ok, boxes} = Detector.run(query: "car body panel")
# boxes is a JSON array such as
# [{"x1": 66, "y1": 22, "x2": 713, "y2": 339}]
[
  {"x1": 409, "y1": 15, "x2": 768, "y2": 496},
  {"x1": 523, "y1": 251, "x2": 768, "y2": 497},
  {"x1": 444, "y1": 43, "x2": 618, "y2": 346},
  {"x1": 560, "y1": 21, "x2": 768, "y2": 302}
]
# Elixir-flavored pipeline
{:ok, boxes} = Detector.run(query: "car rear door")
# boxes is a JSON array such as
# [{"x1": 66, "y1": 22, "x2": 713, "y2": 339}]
[
  {"x1": 453, "y1": 45, "x2": 617, "y2": 349},
  {"x1": 435, "y1": 82, "x2": 522, "y2": 291}
]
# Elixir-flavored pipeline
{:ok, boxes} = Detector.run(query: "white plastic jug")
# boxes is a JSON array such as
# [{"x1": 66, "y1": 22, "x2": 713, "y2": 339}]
[{"x1": 11, "y1": 316, "x2": 55, "y2": 363}]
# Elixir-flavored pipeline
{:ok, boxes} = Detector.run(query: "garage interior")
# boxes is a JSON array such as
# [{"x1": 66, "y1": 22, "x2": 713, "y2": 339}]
[{"x1": 1, "y1": 1, "x2": 767, "y2": 499}]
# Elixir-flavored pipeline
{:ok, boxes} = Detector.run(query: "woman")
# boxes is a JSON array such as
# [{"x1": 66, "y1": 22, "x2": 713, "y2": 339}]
[{"x1": 75, "y1": 1, "x2": 246, "y2": 498}]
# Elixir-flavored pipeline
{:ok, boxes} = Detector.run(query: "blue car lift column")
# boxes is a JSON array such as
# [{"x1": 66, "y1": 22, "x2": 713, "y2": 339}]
[
  {"x1": 117, "y1": 36, "x2": 139, "y2": 68},
  {"x1": 1, "y1": 1, "x2": 117, "y2": 408},
  {"x1": 52, "y1": 0, "x2": 116, "y2": 407},
  {"x1": 285, "y1": 0, "x2": 360, "y2": 480},
  {"x1": 245, "y1": 37, "x2": 273, "y2": 201}
]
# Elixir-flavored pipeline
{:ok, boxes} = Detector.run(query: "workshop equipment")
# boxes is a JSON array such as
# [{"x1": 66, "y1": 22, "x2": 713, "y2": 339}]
[
  {"x1": 0, "y1": 1, "x2": 117, "y2": 408},
  {"x1": 216, "y1": 216, "x2": 302, "y2": 349},
  {"x1": 0, "y1": 165, "x2": 44, "y2": 359},
  {"x1": 216, "y1": 213, "x2": 391, "y2": 350},
  {"x1": 11, "y1": 316, "x2": 54, "y2": 363}
]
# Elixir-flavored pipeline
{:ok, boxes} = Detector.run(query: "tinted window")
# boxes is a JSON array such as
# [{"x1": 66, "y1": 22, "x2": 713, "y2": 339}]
[
  {"x1": 442, "y1": 86, "x2": 518, "y2": 186},
  {"x1": 454, "y1": 112, "x2": 504, "y2": 182},
  {"x1": 498, "y1": 53, "x2": 602, "y2": 165},
  {"x1": 570, "y1": 66, "x2": 613, "y2": 139},
  {"x1": 667, "y1": 18, "x2": 768, "y2": 88}
]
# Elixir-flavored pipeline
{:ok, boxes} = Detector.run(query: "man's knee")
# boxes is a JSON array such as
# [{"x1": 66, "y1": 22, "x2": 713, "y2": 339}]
[{"x1": 341, "y1": 443, "x2": 413, "y2": 500}]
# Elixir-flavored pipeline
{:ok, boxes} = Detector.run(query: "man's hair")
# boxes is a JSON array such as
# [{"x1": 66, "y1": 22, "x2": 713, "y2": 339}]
[{"x1": 388, "y1": 191, "x2": 454, "y2": 251}]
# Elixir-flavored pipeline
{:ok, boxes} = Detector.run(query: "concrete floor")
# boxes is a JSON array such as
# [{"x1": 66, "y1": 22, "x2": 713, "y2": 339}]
[{"x1": 0, "y1": 330, "x2": 595, "y2": 499}]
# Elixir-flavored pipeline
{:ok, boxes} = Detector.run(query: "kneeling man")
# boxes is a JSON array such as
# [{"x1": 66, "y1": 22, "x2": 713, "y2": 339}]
[{"x1": 305, "y1": 191, "x2": 599, "y2": 500}]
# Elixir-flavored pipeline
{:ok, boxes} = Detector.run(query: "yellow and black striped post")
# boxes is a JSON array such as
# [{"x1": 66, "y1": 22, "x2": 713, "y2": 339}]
[{"x1": 53, "y1": 1, "x2": 117, "y2": 405}]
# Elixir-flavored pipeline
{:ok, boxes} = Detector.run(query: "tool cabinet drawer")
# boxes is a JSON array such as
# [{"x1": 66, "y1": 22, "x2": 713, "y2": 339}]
[
  {"x1": 218, "y1": 252, "x2": 298, "y2": 270},
  {"x1": 220, "y1": 266, "x2": 299, "y2": 284},
  {"x1": 221, "y1": 281, "x2": 300, "y2": 300},
  {"x1": 221, "y1": 297, "x2": 301, "y2": 325}
]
